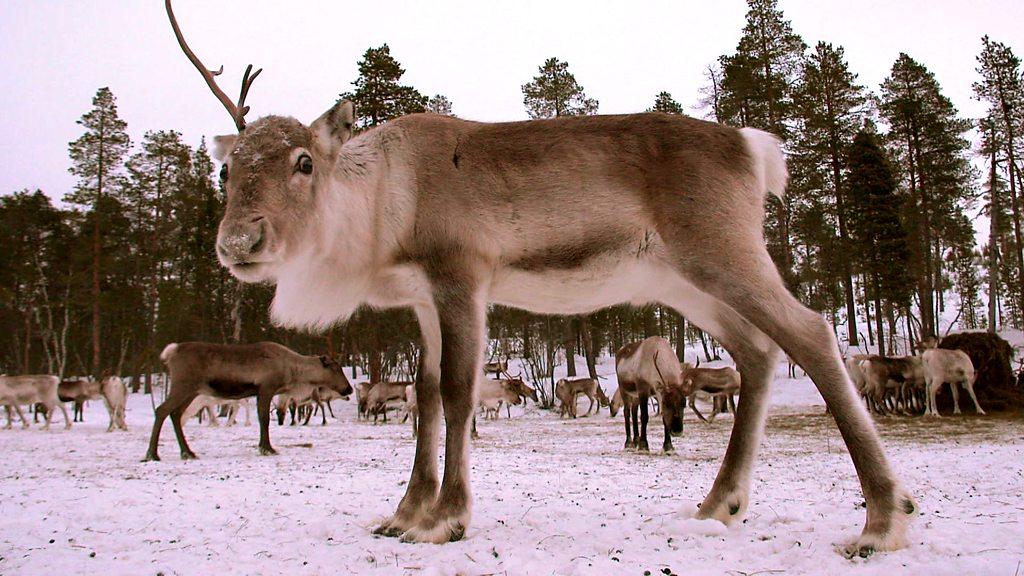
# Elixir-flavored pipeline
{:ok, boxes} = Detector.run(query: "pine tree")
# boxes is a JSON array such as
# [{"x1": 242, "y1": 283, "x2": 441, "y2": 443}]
[
  {"x1": 340, "y1": 44, "x2": 428, "y2": 129},
  {"x1": 522, "y1": 58, "x2": 598, "y2": 118},
  {"x1": 649, "y1": 91, "x2": 683, "y2": 114},
  {"x1": 717, "y1": 0, "x2": 806, "y2": 288},
  {"x1": 975, "y1": 37, "x2": 1024, "y2": 326},
  {"x1": 65, "y1": 87, "x2": 130, "y2": 377},
  {"x1": 792, "y1": 42, "x2": 869, "y2": 344},
  {"x1": 880, "y1": 53, "x2": 975, "y2": 338},
  {"x1": 126, "y1": 130, "x2": 192, "y2": 379}
]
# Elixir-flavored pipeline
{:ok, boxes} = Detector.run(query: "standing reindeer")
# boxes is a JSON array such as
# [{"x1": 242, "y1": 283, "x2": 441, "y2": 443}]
[
  {"x1": 145, "y1": 341, "x2": 351, "y2": 460},
  {"x1": 165, "y1": 0, "x2": 914, "y2": 554}
]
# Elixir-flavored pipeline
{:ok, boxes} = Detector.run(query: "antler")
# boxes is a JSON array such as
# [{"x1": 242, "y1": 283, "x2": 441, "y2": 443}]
[{"x1": 165, "y1": 0, "x2": 262, "y2": 132}]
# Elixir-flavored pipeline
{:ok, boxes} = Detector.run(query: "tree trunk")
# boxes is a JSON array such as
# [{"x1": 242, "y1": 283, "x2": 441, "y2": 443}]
[
  {"x1": 578, "y1": 316, "x2": 598, "y2": 379},
  {"x1": 862, "y1": 275, "x2": 874, "y2": 347},
  {"x1": 874, "y1": 277, "x2": 886, "y2": 356},
  {"x1": 988, "y1": 120, "x2": 1000, "y2": 333},
  {"x1": 563, "y1": 319, "x2": 577, "y2": 378}
]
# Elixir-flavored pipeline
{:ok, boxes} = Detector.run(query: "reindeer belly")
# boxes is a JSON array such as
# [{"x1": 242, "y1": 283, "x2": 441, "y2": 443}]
[
  {"x1": 202, "y1": 379, "x2": 259, "y2": 399},
  {"x1": 490, "y1": 240, "x2": 674, "y2": 315}
]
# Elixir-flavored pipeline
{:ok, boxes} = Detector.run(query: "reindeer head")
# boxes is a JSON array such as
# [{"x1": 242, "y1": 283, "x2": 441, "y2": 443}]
[
  {"x1": 318, "y1": 355, "x2": 353, "y2": 397},
  {"x1": 167, "y1": 0, "x2": 355, "y2": 284}
]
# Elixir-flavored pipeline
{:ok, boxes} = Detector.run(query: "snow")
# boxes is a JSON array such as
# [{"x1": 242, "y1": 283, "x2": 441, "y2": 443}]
[{"x1": 2, "y1": 357, "x2": 1023, "y2": 576}]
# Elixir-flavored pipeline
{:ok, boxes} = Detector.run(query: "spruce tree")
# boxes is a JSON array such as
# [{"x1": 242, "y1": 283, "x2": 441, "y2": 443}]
[
  {"x1": 846, "y1": 129, "x2": 911, "y2": 355},
  {"x1": 522, "y1": 58, "x2": 598, "y2": 118},
  {"x1": 65, "y1": 87, "x2": 130, "y2": 377}
]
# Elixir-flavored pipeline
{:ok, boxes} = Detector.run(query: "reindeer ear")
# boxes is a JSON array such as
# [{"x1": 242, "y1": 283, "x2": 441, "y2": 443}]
[
  {"x1": 319, "y1": 355, "x2": 330, "y2": 367},
  {"x1": 212, "y1": 135, "x2": 237, "y2": 162},
  {"x1": 311, "y1": 99, "x2": 355, "y2": 158}
]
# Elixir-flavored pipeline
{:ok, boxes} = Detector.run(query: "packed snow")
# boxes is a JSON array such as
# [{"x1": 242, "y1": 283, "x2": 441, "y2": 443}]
[{"x1": 2, "y1": 357, "x2": 1022, "y2": 576}]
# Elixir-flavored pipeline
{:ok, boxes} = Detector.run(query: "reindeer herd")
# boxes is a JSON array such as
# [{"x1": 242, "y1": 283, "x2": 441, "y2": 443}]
[{"x1": 845, "y1": 338, "x2": 984, "y2": 418}]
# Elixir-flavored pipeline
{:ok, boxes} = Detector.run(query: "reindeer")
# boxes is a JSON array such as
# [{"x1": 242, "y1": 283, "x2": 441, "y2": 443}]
[
  {"x1": 860, "y1": 356, "x2": 925, "y2": 416},
  {"x1": 917, "y1": 339, "x2": 983, "y2": 416},
  {"x1": 1, "y1": 375, "x2": 72, "y2": 430},
  {"x1": 478, "y1": 379, "x2": 522, "y2": 420},
  {"x1": 58, "y1": 378, "x2": 102, "y2": 423},
  {"x1": 356, "y1": 382, "x2": 375, "y2": 420},
  {"x1": 615, "y1": 338, "x2": 685, "y2": 453},
  {"x1": 144, "y1": 341, "x2": 351, "y2": 460},
  {"x1": 482, "y1": 359, "x2": 509, "y2": 379},
  {"x1": 679, "y1": 362, "x2": 741, "y2": 423},
  {"x1": 275, "y1": 383, "x2": 331, "y2": 426},
  {"x1": 402, "y1": 385, "x2": 418, "y2": 436},
  {"x1": 555, "y1": 377, "x2": 609, "y2": 418},
  {"x1": 501, "y1": 377, "x2": 537, "y2": 414},
  {"x1": 101, "y1": 376, "x2": 129, "y2": 432},
  {"x1": 367, "y1": 381, "x2": 413, "y2": 424},
  {"x1": 165, "y1": 0, "x2": 914, "y2": 552}
]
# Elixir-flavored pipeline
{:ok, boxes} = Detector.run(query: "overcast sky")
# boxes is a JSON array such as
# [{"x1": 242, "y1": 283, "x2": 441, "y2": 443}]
[{"x1": 1, "y1": 0, "x2": 1021, "y2": 203}]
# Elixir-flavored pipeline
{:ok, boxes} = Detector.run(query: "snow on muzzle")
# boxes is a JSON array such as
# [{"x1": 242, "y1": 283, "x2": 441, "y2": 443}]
[{"x1": 217, "y1": 215, "x2": 271, "y2": 267}]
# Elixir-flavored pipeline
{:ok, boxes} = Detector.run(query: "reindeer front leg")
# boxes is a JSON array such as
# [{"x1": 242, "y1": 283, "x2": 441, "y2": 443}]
[
  {"x1": 400, "y1": 266, "x2": 487, "y2": 544},
  {"x1": 375, "y1": 303, "x2": 443, "y2": 537}
]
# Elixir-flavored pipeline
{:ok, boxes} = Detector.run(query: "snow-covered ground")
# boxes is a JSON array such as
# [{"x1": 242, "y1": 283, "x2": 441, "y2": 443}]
[{"x1": 2, "y1": 358, "x2": 1022, "y2": 576}]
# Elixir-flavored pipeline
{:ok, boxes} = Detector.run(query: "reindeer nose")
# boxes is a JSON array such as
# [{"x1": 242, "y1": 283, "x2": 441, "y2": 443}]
[{"x1": 217, "y1": 216, "x2": 266, "y2": 262}]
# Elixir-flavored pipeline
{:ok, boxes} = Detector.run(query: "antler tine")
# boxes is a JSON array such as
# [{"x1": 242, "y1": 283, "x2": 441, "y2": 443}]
[
  {"x1": 236, "y1": 64, "x2": 263, "y2": 124},
  {"x1": 165, "y1": 0, "x2": 258, "y2": 132}
]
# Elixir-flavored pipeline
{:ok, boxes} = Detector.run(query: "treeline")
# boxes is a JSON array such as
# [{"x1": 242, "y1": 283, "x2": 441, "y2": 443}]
[{"x1": 2, "y1": 0, "x2": 1022, "y2": 387}]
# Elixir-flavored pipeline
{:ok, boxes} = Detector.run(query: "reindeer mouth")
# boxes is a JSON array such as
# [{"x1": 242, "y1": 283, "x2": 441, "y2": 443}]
[{"x1": 229, "y1": 260, "x2": 276, "y2": 282}]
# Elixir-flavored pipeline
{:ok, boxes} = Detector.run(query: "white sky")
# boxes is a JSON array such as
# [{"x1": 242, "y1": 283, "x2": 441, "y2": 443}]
[{"x1": 1, "y1": 0, "x2": 1021, "y2": 203}]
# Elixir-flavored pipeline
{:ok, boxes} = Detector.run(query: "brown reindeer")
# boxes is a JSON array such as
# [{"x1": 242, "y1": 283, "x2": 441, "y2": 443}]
[
  {"x1": 615, "y1": 338, "x2": 685, "y2": 453},
  {"x1": 680, "y1": 363, "x2": 741, "y2": 423},
  {"x1": 166, "y1": 0, "x2": 914, "y2": 553},
  {"x1": 144, "y1": 341, "x2": 351, "y2": 461},
  {"x1": 555, "y1": 377, "x2": 609, "y2": 418}
]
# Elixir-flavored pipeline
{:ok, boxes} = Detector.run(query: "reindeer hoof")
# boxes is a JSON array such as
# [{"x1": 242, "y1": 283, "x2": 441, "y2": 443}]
[
  {"x1": 399, "y1": 517, "x2": 466, "y2": 544},
  {"x1": 843, "y1": 543, "x2": 875, "y2": 559},
  {"x1": 142, "y1": 453, "x2": 160, "y2": 462},
  {"x1": 181, "y1": 451, "x2": 198, "y2": 460},
  {"x1": 259, "y1": 446, "x2": 278, "y2": 456}
]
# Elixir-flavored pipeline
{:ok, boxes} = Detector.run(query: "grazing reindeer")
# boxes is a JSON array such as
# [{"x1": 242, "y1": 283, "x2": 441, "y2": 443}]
[
  {"x1": 101, "y1": 376, "x2": 129, "y2": 432},
  {"x1": 166, "y1": 0, "x2": 914, "y2": 552},
  {"x1": 860, "y1": 356, "x2": 924, "y2": 416},
  {"x1": 1, "y1": 375, "x2": 72, "y2": 430},
  {"x1": 144, "y1": 341, "x2": 351, "y2": 460},
  {"x1": 367, "y1": 381, "x2": 413, "y2": 423},
  {"x1": 477, "y1": 379, "x2": 522, "y2": 420},
  {"x1": 403, "y1": 385, "x2": 418, "y2": 436},
  {"x1": 615, "y1": 338, "x2": 685, "y2": 453},
  {"x1": 503, "y1": 377, "x2": 538, "y2": 415},
  {"x1": 680, "y1": 363, "x2": 741, "y2": 423},
  {"x1": 59, "y1": 378, "x2": 102, "y2": 422},
  {"x1": 917, "y1": 339, "x2": 983, "y2": 416},
  {"x1": 356, "y1": 382, "x2": 375, "y2": 420}
]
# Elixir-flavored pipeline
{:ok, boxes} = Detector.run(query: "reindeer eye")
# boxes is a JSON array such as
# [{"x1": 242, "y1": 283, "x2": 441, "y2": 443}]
[
  {"x1": 219, "y1": 164, "x2": 228, "y2": 182},
  {"x1": 297, "y1": 154, "x2": 313, "y2": 175}
]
